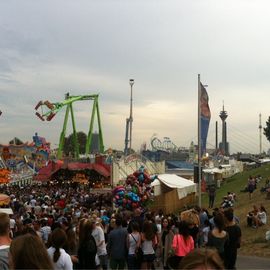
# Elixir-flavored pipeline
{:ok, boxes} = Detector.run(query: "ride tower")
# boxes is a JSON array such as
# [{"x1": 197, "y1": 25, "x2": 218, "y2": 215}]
[{"x1": 35, "y1": 93, "x2": 104, "y2": 159}]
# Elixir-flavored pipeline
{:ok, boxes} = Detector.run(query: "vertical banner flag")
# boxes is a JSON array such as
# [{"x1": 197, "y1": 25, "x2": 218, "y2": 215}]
[{"x1": 200, "y1": 83, "x2": 211, "y2": 155}]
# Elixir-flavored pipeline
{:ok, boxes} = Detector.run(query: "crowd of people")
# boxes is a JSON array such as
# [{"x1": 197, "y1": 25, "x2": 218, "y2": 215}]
[{"x1": 0, "y1": 183, "x2": 244, "y2": 270}]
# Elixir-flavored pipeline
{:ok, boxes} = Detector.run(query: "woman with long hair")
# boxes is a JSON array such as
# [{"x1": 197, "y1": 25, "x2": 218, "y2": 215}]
[
  {"x1": 47, "y1": 228, "x2": 73, "y2": 270},
  {"x1": 206, "y1": 213, "x2": 229, "y2": 262},
  {"x1": 141, "y1": 220, "x2": 156, "y2": 270},
  {"x1": 78, "y1": 219, "x2": 97, "y2": 269},
  {"x1": 168, "y1": 220, "x2": 194, "y2": 269},
  {"x1": 160, "y1": 217, "x2": 174, "y2": 269},
  {"x1": 9, "y1": 233, "x2": 53, "y2": 270},
  {"x1": 255, "y1": 205, "x2": 267, "y2": 227},
  {"x1": 127, "y1": 221, "x2": 141, "y2": 269}
]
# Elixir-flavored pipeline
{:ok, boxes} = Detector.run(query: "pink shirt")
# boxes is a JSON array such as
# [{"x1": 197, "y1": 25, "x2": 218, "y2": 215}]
[{"x1": 172, "y1": 234, "x2": 194, "y2": 257}]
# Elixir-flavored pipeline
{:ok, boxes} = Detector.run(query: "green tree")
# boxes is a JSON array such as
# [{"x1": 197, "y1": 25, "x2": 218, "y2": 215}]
[
  {"x1": 63, "y1": 131, "x2": 87, "y2": 157},
  {"x1": 9, "y1": 137, "x2": 24, "y2": 145},
  {"x1": 264, "y1": 116, "x2": 270, "y2": 143}
]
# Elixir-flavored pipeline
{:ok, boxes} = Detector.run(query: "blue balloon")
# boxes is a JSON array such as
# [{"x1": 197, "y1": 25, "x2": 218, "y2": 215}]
[
  {"x1": 118, "y1": 190, "x2": 125, "y2": 196},
  {"x1": 138, "y1": 174, "x2": 144, "y2": 182}
]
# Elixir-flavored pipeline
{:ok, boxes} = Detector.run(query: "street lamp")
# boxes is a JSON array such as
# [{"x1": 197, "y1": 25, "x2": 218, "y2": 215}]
[{"x1": 129, "y1": 79, "x2": 134, "y2": 152}]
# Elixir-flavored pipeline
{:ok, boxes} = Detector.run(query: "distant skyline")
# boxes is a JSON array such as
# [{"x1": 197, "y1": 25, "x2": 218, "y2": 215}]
[{"x1": 1, "y1": 0, "x2": 270, "y2": 154}]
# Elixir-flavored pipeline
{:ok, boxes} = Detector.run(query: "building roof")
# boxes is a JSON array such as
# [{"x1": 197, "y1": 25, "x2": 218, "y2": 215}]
[
  {"x1": 34, "y1": 160, "x2": 110, "y2": 182},
  {"x1": 166, "y1": 160, "x2": 194, "y2": 170}
]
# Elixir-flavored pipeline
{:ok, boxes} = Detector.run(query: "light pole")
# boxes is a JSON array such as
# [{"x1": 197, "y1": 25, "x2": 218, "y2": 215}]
[{"x1": 129, "y1": 79, "x2": 134, "y2": 152}]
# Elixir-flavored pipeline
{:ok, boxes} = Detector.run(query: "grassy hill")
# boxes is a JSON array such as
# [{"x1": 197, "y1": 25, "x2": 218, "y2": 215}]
[{"x1": 201, "y1": 163, "x2": 270, "y2": 257}]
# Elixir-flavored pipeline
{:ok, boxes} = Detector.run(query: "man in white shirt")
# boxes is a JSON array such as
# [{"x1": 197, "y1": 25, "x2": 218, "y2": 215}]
[{"x1": 92, "y1": 220, "x2": 108, "y2": 270}]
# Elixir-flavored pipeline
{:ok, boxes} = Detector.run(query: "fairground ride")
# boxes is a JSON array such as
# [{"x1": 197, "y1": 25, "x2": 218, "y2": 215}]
[
  {"x1": 35, "y1": 93, "x2": 104, "y2": 159},
  {"x1": 151, "y1": 135, "x2": 179, "y2": 153}
]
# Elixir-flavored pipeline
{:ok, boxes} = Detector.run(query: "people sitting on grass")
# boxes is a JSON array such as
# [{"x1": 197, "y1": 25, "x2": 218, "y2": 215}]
[
  {"x1": 260, "y1": 178, "x2": 270, "y2": 193},
  {"x1": 253, "y1": 205, "x2": 267, "y2": 228},
  {"x1": 247, "y1": 205, "x2": 259, "y2": 227},
  {"x1": 246, "y1": 205, "x2": 267, "y2": 228},
  {"x1": 227, "y1": 192, "x2": 236, "y2": 203},
  {"x1": 221, "y1": 194, "x2": 234, "y2": 209}
]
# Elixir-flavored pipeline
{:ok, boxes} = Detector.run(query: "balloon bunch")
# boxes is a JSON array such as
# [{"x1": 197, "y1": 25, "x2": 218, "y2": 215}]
[
  {"x1": 113, "y1": 166, "x2": 157, "y2": 210},
  {"x1": 112, "y1": 185, "x2": 125, "y2": 207}
]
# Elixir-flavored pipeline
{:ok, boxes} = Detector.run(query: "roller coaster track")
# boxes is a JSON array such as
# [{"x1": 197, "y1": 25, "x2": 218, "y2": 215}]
[{"x1": 151, "y1": 136, "x2": 179, "y2": 153}]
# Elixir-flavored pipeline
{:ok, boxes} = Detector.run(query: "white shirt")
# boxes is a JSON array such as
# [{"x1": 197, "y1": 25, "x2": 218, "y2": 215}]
[
  {"x1": 142, "y1": 239, "x2": 155, "y2": 255},
  {"x1": 41, "y1": 226, "x2": 52, "y2": 243},
  {"x1": 258, "y1": 211, "x2": 267, "y2": 224},
  {"x1": 10, "y1": 219, "x2": 15, "y2": 229},
  {"x1": 202, "y1": 226, "x2": 210, "y2": 244},
  {"x1": 47, "y1": 247, "x2": 73, "y2": 270},
  {"x1": 30, "y1": 199, "x2": 37, "y2": 207},
  {"x1": 128, "y1": 233, "x2": 140, "y2": 255},
  {"x1": 92, "y1": 226, "x2": 107, "y2": 255}
]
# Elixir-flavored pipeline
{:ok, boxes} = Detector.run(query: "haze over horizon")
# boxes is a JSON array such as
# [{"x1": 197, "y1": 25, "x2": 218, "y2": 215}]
[{"x1": 1, "y1": 0, "x2": 270, "y2": 154}]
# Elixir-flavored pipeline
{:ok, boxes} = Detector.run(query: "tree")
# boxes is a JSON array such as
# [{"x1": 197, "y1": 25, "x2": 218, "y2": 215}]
[
  {"x1": 63, "y1": 131, "x2": 87, "y2": 157},
  {"x1": 9, "y1": 137, "x2": 24, "y2": 145},
  {"x1": 263, "y1": 116, "x2": 270, "y2": 143}
]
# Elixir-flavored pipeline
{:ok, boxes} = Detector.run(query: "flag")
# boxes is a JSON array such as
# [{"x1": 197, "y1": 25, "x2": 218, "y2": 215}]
[{"x1": 200, "y1": 83, "x2": 211, "y2": 155}]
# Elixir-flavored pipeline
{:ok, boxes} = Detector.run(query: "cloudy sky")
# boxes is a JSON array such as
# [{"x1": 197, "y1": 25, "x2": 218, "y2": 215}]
[{"x1": 0, "y1": 0, "x2": 270, "y2": 154}]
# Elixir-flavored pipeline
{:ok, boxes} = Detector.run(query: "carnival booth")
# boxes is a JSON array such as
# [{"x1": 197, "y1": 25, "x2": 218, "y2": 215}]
[{"x1": 150, "y1": 174, "x2": 196, "y2": 214}]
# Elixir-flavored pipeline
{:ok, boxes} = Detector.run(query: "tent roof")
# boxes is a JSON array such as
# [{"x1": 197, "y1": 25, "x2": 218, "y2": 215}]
[
  {"x1": 66, "y1": 163, "x2": 110, "y2": 178},
  {"x1": 153, "y1": 174, "x2": 195, "y2": 189},
  {"x1": 0, "y1": 208, "x2": 13, "y2": 215},
  {"x1": 203, "y1": 168, "x2": 223, "y2": 174},
  {"x1": 166, "y1": 161, "x2": 194, "y2": 170},
  {"x1": 34, "y1": 160, "x2": 63, "y2": 181},
  {"x1": 151, "y1": 174, "x2": 196, "y2": 199},
  {"x1": 34, "y1": 161, "x2": 110, "y2": 181}
]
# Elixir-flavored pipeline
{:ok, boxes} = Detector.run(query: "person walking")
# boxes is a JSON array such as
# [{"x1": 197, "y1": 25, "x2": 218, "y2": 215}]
[
  {"x1": 206, "y1": 213, "x2": 229, "y2": 262},
  {"x1": 126, "y1": 222, "x2": 141, "y2": 270},
  {"x1": 107, "y1": 215, "x2": 128, "y2": 270},
  {"x1": 160, "y1": 218, "x2": 174, "y2": 269},
  {"x1": 208, "y1": 185, "x2": 216, "y2": 208},
  {"x1": 47, "y1": 228, "x2": 73, "y2": 270},
  {"x1": 92, "y1": 218, "x2": 108, "y2": 270},
  {"x1": 247, "y1": 176, "x2": 256, "y2": 200},
  {"x1": 78, "y1": 219, "x2": 97, "y2": 270},
  {"x1": 140, "y1": 220, "x2": 156, "y2": 270},
  {"x1": 224, "y1": 209, "x2": 241, "y2": 269},
  {"x1": 168, "y1": 221, "x2": 194, "y2": 269},
  {"x1": 10, "y1": 234, "x2": 53, "y2": 269}
]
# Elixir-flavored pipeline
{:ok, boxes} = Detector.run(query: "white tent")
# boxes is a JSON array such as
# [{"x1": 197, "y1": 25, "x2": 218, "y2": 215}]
[
  {"x1": 203, "y1": 168, "x2": 223, "y2": 174},
  {"x1": 0, "y1": 208, "x2": 13, "y2": 215},
  {"x1": 151, "y1": 174, "x2": 196, "y2": 199}
]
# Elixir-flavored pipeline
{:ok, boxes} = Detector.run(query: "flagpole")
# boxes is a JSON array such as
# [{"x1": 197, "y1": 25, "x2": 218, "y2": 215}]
[{"x1": 198, "y1": 74, "x2": 202, "y2": 207}]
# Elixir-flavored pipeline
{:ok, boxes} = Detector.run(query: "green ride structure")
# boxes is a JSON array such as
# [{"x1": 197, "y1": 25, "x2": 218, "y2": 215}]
[{"x1": 35, "y1": 93, "x2": 104, "y2": 159}]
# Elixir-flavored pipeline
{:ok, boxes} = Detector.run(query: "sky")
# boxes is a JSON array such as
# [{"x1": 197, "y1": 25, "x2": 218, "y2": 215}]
[{"x1": 0, "y1": 0, "x2": 270, "y2": 154}]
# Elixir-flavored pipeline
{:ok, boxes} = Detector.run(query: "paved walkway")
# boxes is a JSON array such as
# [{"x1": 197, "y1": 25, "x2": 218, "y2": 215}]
[{"x1": 237, "y1": 255, "x2": 270, "y2": 269}]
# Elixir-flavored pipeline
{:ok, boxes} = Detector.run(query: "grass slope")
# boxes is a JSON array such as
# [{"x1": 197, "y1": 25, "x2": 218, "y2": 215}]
[{"x1": 201, "y1": 163, "x2": 270, "y2": 257}]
